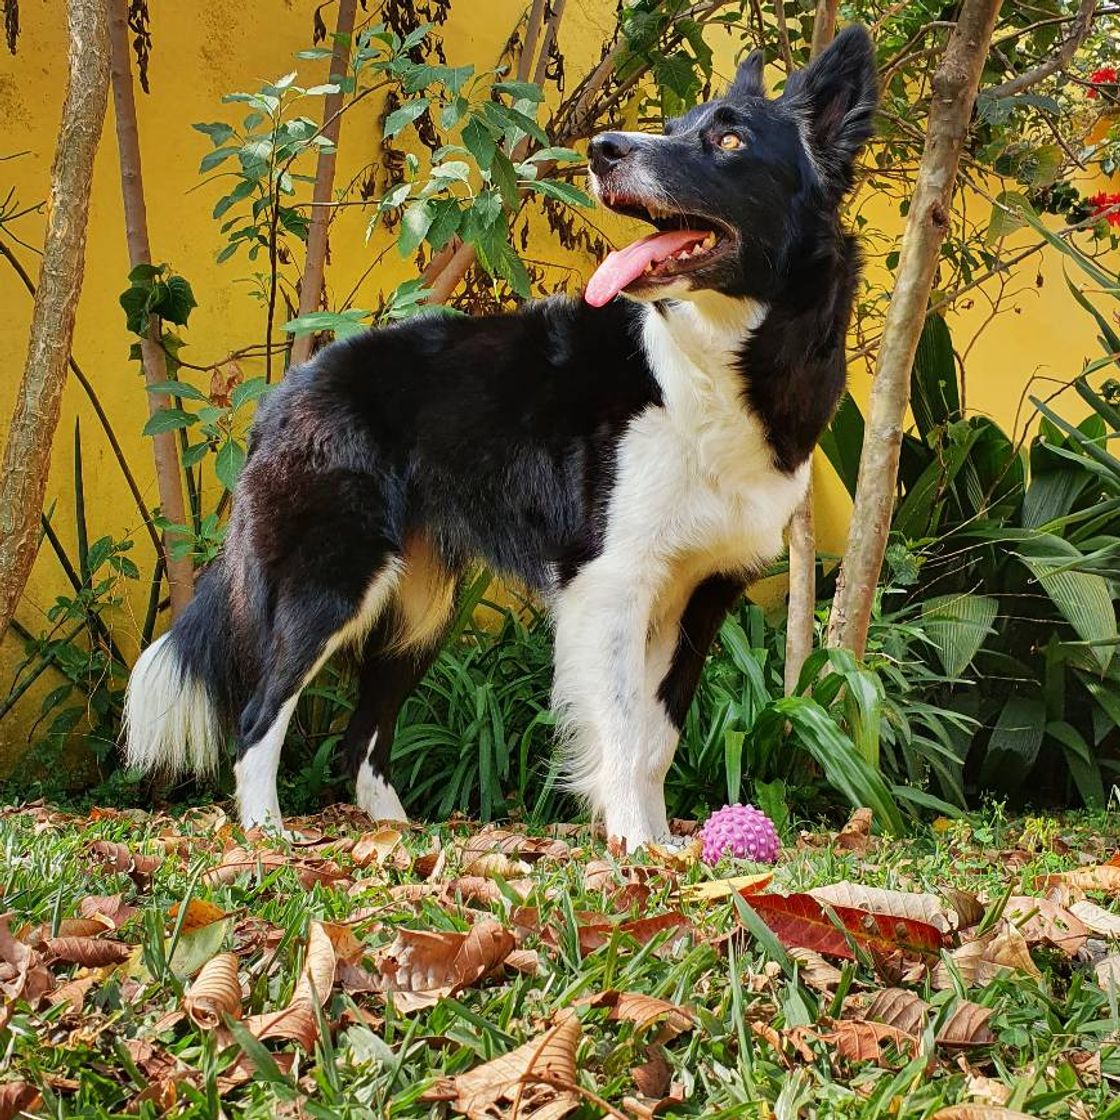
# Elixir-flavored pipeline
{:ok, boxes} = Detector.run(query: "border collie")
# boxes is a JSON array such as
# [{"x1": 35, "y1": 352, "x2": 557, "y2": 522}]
[{"x1": 124, "y1": 27, "x2": 877, "y2": 849}]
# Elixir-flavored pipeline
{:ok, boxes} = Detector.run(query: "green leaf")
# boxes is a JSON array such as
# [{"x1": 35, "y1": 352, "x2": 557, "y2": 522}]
[
  {"x1": 143, "y1": 408, "x2": 197, "y2": 436},
  {"x1": 128, "y1": 262, "x2": 164, "y2": 284},
  {"x1": 979, "y1": 694, "x2": 1046, "y2": 791},
  {"x1": 910, "y1": 313, "x2": 958, "y2": 441},
  {"x1": 1015, "y1": 534, "x2": 1118, "y2": 671},
  {"x1": 192, "y1": 121, "x2": 235, "y2": 147},
  {"x1": 531, "y1": 179, "x2": 593, "y2": 207},
  {"x1": 231, "y1": 378, "x2": 271, "y2": 410},
  {"x1": 985, "y1": 190, "x2": 1031, "y2": 244},
  {"x1": 526, "y1": 145, "x2": 581, "y2": 164},
  {"x1": 398, "y1": 200, "x2": 435, "y2": 257},
  {"x1": 158, "y1": 275, "x2": 197, "y2": 327},
  {"x1": 921, "y1": 593, "x2": 998, "y2": 678},
  {"x1": 383, "y1": 98, "x2": 430, "y2": 139},
  {"x1": 144, "y1": 380, "x2": 209, "y2": 403},
  {"x1": 493, "y1": 80, "x2": 544, "y2": 102},
  {"x1": 199, "y1": 146, "x2": 239, "y2": 173},
  {"x1": 1046, "y1": 720, "x2": 1105, "y2": 808},
  {"x1": 283, "y1": 309, "x2": 370, "y2": 340},
  {"x1": 490, "y1": 151, "x2": 520, "y2": 211},
  {"x1": 461, "y1": 116, "x2": 497, "y2": 170},
  {"x1": 820, "y1": 393, "x2": 864, "y2": 498},
  {"x1": 119, "y1": 285, "x2": 152, "y2": 335},
  {"x1": 215, "y1": 440, "x2": 246, "y2": 491}
]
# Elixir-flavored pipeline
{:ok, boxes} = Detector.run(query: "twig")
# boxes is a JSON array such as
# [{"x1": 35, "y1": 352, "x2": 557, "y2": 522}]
[{"x1": 986, "y1": 0, "x2": 1097, "y2": 99}]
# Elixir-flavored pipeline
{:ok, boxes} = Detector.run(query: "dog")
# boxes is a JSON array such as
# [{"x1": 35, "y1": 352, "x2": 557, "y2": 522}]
[{"x1": 124, "y1": 26, "x2": 877, "y2": 849}]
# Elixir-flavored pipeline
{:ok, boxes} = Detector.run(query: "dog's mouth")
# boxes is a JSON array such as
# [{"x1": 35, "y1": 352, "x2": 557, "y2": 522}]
[{"x1": 586, "y1": 189, "x2": 737, "y2": 307}]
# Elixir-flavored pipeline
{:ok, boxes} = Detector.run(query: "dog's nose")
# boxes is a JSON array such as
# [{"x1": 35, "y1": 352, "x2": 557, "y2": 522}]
[{"x1": 588, "y1": 132, "x2": 634, "y2": 176}]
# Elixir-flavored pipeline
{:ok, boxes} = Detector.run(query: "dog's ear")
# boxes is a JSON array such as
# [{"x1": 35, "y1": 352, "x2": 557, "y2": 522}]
[
  {"x1": 785, "y1": 25, "x2": 877, "y2": 199},
  {"x1": 728, "y1": 49, "x2": 766, "y2": 100}
]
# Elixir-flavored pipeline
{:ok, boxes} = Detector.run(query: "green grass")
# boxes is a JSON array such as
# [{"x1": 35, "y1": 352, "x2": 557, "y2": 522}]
[{"x1": 0, "y1": 804, "x2": 1118, "y2": 1117}]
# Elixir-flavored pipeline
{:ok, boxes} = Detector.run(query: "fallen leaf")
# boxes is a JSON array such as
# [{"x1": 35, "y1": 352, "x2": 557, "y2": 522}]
[
  {"x1": 788, "y1": 947, "x2": 842, "y2": 992},
  {"x1": 1004, "y1": 896, "x2": 1088, "y2": 955},
  {"x1": 48, "y1": 974, "x2": 98, "y2": 1014},
  {"x1": 582, "y1": 990, "x2": 694, "y2": 1037},
  {"x1": 809, "y1": 881, "x2": 950, "y2": 931},
  {"x1": 576, "y1": 911, "x2": 695, "y2": 958},
  {"x1": 863, "y1": 988, "x2": 928, "y2": 1036},
  {"x1": 936, "y1": 1001, "x2": 996, "y2": 1048},
  {"x1": 645, "y1": 837, "x2": 702, "y2": 870},
  {"x1": 378, "y1": 919, "x2": 514, "y2": 1010},
  {"x1": 1036, "y1": 863, "x2": 1120, "y2": 898},
  {"x1": 1069, "y1": 899, "x2": 1120, "y2": 938},
  {"x1": 168, "y1": 898, "x2": 229, "y2": 934},
  {"x1": 934, "y1": 926, "x2": 1040, "y2": 988},
  {"x1": 1095, "y1": 952, "x2": 1120, "y2": 990},
  {"x1": 931, "y1": 1108, "x2": 1037, "y2": 1120},
  {"x1": 244, "y1": 921, "x2": 336, "y2": 1049},
  {"x1": 745, "y1": 892, "x2": 946, "y2": 962},
  {"x1": 631, "y1": 1048, "x2": 671, "y2": 1099},
  {"x1": 78, "y1": 894, "x2": 137, "y2": 930},
  {"x1": 940, "y1": 886, "x2": 984, "y2": 930},
  {"x1": 351, "y1": 829, "x2": 402, "y2": 868},
  {"x1": 422, "y1": 1014, "x2": 581, "y2": 1119},
  {"x1": 44, "y1": 936, "x2": 131, "y2": 968},
  {"x1": 202, "y1": 846, "x2": 287, "y2": 885},
  {"x1": 88, "y1": 840, "x2": 162, "y2": 889},
  {"x1": 183, "y1": 952, "x2": 242, "y2": 1029},
  {"x1": 681, "y1": 872, "x2": 773, "y2": 901},
  {"x1": 21, "y1": 918, "x2": 110, "y2": 945},
  {"x1": 836, "y1": 808, "x2": 874, "y2": 853},
  {"x1": 0, "y1": 1081, "x2": 41, "y2": 1120},
  {"x1": 815, "y1": 1019, "x2": 920, "y2": 1064}
]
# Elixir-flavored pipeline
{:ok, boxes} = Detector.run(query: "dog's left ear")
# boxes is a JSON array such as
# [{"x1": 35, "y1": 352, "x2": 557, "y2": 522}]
[
  {"x1": 729, "y1": 49, "x2": 766, "y2": 100},
  {"x1": 785, "y1": 25, "x2": 877, "y2": 199}
]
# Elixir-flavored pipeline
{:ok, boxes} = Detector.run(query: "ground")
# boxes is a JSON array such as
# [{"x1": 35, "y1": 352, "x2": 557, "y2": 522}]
[{"x1": 0, "y1": 802, "x2": 1118, "y2": 1119}]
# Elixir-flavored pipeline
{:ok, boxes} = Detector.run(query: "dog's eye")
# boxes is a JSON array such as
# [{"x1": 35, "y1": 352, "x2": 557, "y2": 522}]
[{"x1": 718, "y1": 132, "x2": 743, "y2": 150}]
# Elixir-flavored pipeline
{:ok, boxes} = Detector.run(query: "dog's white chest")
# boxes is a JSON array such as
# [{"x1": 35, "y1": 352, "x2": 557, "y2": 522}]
[{"x1": 605, "y1": 299, "x2": 809, "y2": 583}]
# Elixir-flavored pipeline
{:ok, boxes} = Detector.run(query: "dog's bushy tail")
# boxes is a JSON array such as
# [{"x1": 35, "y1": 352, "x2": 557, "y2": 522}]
[{"x1": 123, "y1": 564, "x2": 245, "y2": 779}]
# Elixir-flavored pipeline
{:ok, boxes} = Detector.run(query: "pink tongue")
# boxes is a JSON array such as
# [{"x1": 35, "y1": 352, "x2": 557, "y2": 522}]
[{"x1": 584, "y1": 229, "x2": 707, "y2": 307}]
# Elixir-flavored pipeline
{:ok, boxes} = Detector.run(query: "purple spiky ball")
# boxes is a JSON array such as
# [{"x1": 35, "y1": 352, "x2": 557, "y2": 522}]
[{"x1": 700, "y1": 803, "x2": 781, "y2": 865}]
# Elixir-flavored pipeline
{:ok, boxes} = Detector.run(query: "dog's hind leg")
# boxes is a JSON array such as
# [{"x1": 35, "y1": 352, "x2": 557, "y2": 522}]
[
  {"x1": 235, "y1": 557, "x2": 403, "y2": 833},
  {"x1": 343, "y1": 536, "x2": 458, "y2": 821}
]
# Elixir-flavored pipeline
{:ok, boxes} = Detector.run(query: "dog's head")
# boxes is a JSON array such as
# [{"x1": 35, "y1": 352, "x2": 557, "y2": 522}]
[{"x1": 584, "y1": 26, "x2": 877, "y2": 307}]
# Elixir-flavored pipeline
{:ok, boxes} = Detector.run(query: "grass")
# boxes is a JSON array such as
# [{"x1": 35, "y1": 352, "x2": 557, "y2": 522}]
[{"x1": 0, "y1": 802, "x2": 1118, "y2": 1118}]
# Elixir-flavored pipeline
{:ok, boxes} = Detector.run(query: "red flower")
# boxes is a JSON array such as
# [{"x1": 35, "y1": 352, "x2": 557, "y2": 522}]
[
  {"x1": 1088, "y1": 66, "x2": 1118, "y2": 99},
  {"x1": 1089, "y1": 192, "x2": 1120, "y2": 228}
]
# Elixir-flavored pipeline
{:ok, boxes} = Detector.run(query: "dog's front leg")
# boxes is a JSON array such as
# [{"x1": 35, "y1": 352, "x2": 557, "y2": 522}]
[{"x1": 552, "y1": 562, "x2": 669, "y2": 850}]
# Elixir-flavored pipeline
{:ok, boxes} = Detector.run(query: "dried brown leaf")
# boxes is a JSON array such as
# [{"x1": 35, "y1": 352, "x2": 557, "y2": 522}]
[
  {"x1": 681, "y1": 872, "x2": 773, "y2": 902},
  {"x1": 788, "y1": 946, "x2": 842, "y2": 992},
  {"x1": 583, "y1": 990, "x2": 694, "y2": 1036},
  {"x1": 836, "y1": 808, "x2": 874, "y2": 853},
  {"x1": 78, "y1": 894, "x2": 137, "y2": 930},
  {"x1": 936, "y1": 1001, "x2": 995, "y2": 1048},
  {"x1": 864, "y1": 988, "x2": 928, "y2": 1036},
  {"x1": 940, "y1": 886, "x2": 984, "y2": 930},
  {"x1": 351, "y1": 829, "x2": 402, "y2": 868},
  {"x1": 87, "y1": 840, "x2": 162, "y2": 889},
  {"x1": 815, "y1": 1019, "x2": 920, "y2": 1064},
  {"x1": 1036, "y1": 863, "x2": 1120, "y2": 898},
  {"x1": 1069, "y1": 899, "x2": 1120, "y2": 938},
  {"x1": 422, "y1": 1014, "x2": 581, "y2": 1120},
  {"x1": 243, "y1": 921, "x2": 336, "y2": 1049},
  {"x1": 0, "y1": 1081, "x2": 41, "y2": 1120},
  {"x1": 931, "y1": 1108, "x2": 1037, "y2": 1120},
  {"x1": 44, "y1": 936, "x2": 131, "y2": 968},
  {"x1": 1095, "y1": 952, "x2": 1120, "y2": 990},
  {"x1": 1004, "y1": 896, "x2": 1089, "y2": 955},
  {"x1": 809, "y1": 881, "x2": 949, "y2": 931},
  {"x1": 184, "y1": 952, "x2": 242, "y2": 1029}
]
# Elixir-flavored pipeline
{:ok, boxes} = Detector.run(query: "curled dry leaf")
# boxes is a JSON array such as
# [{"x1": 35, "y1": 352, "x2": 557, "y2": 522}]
[
  {"x1": 44, "y1": 936, "x2": 131, "y2": 968},
  {"x1": 87, "y1": 840, "x2": 163, "y2": 889},
  {"x1": 183, "y1": 952, "x2": 242, "y2": 1028},
  {"x1": 202, "y1": 847, "x2": 287, "y2": 886},
  {"x1": 931, "y1": 1108, "x2": 1037, "y2": 1120},
  {"x1": 243, "y1": 921, "x2": 336, "y2": 1050},
  {"x1": 630, "y1": 1048, "x2": 672, "y2": 1100},
  {"x1": 462, "y1": 852, "x2": 532, "y2": 880},
  {"x1": 809, "y1": 881, "x2": 949, "y2": 931},
  {"x1": 0, "y1": 1081, "x2": 41, "y2": 1120},
  {"x1": 836, "y1": 808, "x2": 874, "y2": 853},
  {"x1": 788, "y1": 947, "x2": 842, "y2": 993},
  {"x1": 1003, "y1": 896, "x2": 1088, "y2": 955},
  {"x1": 940, "y1": 886, "x2": 984, "y2": 931},
  {"x1": 863, "y1": 988, "x2": 928, "y2": 1037},
  {"x1": 48, "y1": 974, "x2": 98, "y2": 1015},
  {"x1": 746, "y1": 892, "x2": 946, "y2": 962},
  {"x1": 936, "y1": 1001, "x2": 995, "y2": 1048},
  {"x1": 168, "y1": 898, "x2": 229, "y2": 934},
  {"x1": 351, "y1": 828, "x2": 402, "y2": 868},
  {"x1": 78, "y1": 894, "x2": 137, "y2": 930},
  {"x1": 378, "y1": 919, "x2": 514, "y2": 1011},
  {"x1": 422, "y1": 1013, "x2": 582, "y2": 1120},
  {"x1": 582, "y1": 990, "x2": 694, "y2": 1037},
  {"x1": 645, "y1": 837, "x2": 702, "y2": 871},
  {"x1": 934, "y1": 925, "x2": 1040, "y2": 989},
  {"x1": 21, "y1": 918, "x2": 110, "y2": 946},
  {"x1": 0, "y1": 914, "x2": 53, "y2": 1008},
  {"x1": 1094, "y1": 952, "x2": 1120, "y2": 990},
  {"x1": 1069, "y1": 899, "x2": 1120, "y2": 938},
  {"x1": 576, "y1": 911, "x2": 695, "y2": 958}
]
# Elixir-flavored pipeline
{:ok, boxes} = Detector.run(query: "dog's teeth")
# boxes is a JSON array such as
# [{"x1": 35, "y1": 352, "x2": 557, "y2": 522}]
[{"x1": 703, "y1": 233, "x2": 717, "y2": 248}]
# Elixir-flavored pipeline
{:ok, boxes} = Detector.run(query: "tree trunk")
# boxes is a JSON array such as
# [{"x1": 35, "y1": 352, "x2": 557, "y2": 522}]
[
  {"x1": 0, "y1": 0, "x2": 110, "y2": 643},
  {"x1": 783, "y1": 1, "x2": 836, "y2": 695},
  {"x1": 826, "y1": 0, "x2": 1003, "y2": 658},
  {"x1": 108, "y1": 0, "x2": 194, "y2": 620},
  {"x1": 289, "y1": 0, "x2": 357, "y2": 368}
]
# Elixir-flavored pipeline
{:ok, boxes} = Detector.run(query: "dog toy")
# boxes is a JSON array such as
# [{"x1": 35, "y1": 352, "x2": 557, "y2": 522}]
[{"x1": 699, "y1": 803, "x2": 781, "y2": 865}]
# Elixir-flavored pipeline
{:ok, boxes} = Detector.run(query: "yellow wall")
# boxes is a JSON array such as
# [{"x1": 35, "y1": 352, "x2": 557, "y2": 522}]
[{"x1": 0, "y1": 1, "x2": 1112, "y2": 766}]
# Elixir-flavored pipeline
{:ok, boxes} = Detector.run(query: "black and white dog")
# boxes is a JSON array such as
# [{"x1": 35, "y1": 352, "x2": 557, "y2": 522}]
[{"x1": 124, "y1": 27, "x2": 876, "y2": 849}]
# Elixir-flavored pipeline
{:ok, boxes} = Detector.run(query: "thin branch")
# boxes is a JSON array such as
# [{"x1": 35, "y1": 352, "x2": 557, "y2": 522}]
[{"x1": 986, "y1": 0, "x2": 1097, "y2": 99}]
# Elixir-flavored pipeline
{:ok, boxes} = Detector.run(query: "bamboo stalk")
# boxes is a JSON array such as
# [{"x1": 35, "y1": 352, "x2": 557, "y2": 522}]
[{"x1": 107, "y1": 0, "x2": 194, "y2": 620}]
